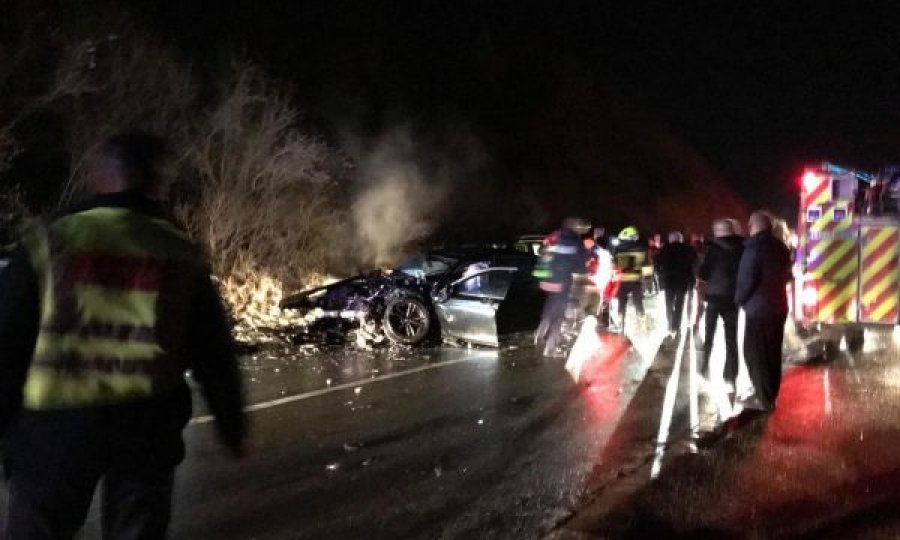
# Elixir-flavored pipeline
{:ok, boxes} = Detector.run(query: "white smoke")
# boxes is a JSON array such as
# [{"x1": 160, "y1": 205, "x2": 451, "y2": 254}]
[{"x1": 352, "y1": 129, "x2": 447, "y2": 266}]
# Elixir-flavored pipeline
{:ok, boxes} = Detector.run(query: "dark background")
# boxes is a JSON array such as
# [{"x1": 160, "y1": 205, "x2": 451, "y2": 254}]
[{"x1": 8, "y1": 1, "x2": 900, "y2": 236}]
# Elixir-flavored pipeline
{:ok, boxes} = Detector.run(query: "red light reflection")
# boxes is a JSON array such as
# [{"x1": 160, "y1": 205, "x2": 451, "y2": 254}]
[
  {"x1": 575, "y1": 332, "x2": 631, "y2": 422},
  {"x1": 712, "y1": 365, "x2": 900, "y2": 530}
]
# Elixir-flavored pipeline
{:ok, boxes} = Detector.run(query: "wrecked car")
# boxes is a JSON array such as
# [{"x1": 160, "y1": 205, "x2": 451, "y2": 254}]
[{"x1": 280, "y1": 247, "x2": 543, "y2": 347}]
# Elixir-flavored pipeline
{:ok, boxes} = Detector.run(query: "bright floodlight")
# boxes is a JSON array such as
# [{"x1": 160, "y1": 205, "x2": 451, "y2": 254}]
[{"x1": 802, "y1": 171, "x2": 821, "y2": 192}]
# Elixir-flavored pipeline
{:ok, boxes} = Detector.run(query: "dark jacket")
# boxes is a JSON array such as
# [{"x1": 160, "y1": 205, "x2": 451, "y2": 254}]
[
  {"x1": 0, "y1": 192, "x2": 245, "y2": 460},
  {"x1": 655, "y1": 241, "x2": 697, "y2": 291},
  {"x1": 613, "y1": 239, "x2": 649, "y2": 281},
  {"x1": 697, "y1": 234, "x2": 744, "y2": 302},
  {"x1": 735, "y1": 230, "x2": 792, "y2": 318},
  {"x1": 549, "y1": 228, "x2": 589, "y2": 291}
]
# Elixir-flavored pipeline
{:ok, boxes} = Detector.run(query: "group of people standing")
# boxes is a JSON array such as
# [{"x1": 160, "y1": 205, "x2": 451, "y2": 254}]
[
  {"x1": 538, "y1": 210, "x2": 793, "y2": 413},
  {"x1": 639, "y1": 212, "x2": 792, "y2": 411}
]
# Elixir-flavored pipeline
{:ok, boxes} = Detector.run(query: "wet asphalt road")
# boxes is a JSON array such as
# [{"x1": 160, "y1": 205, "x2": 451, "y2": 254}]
[
  {"x1": 5, "y1": 295, "x2": 900, "y2": 539},
  {"x1": 171, "y1": 333, "x2": 650, "y2": 539},
  {"x1": 21, "y1": 300, "x2": 657, "y2": 540},
  {"x1": 560, "y1": 306, "x2": 900, "y2": 538}
]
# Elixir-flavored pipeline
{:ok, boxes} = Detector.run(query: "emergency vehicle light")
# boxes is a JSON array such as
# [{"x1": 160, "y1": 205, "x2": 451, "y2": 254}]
[
  {"x1": 801, "y1": 281, "x2": 818, "y2": 308},
  {"x1": 802, "y1": 171, "x2": 822, "y2": 192}
]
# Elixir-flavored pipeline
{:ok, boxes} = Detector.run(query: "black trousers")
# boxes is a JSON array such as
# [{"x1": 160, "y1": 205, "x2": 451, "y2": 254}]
[
  {"x1": 701, "y1": 300, "x2": 739, "y2": 384},
  {"x1": 663, "y1": 288, "x2": 688, "y2": 332},
  {"x1": 617, "y1": 281, "x2": 644, "y2": 320},
  {"x1": 743, "y1": 314, "x2": 788, "y2": 409},
  {"x1": 5, "y1": 463, "x2": 174, "y2": 540},
  {"x1": 3, "y1": 401, "x2": 187, "y2": 540},
  {"x1": 536, "y1": 290, "x2": 568, "y2": 352}
]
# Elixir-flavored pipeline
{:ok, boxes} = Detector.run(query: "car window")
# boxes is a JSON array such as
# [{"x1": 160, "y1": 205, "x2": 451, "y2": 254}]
[
  {"x1": 513, "y1": 241, "x2": 536, "y2": 255},
  {"x1": 452, "y1": 269, "x2": 515, "y2": 300},
  {"x1": 513, "y1": 240, "x2": 542, "y2": 255},
  {"x1": 494, "y1": 255, "x2": 536, "y2": 281},
  {"x1": 396, "y1": 255, "x2": 458, "y2": 278}
]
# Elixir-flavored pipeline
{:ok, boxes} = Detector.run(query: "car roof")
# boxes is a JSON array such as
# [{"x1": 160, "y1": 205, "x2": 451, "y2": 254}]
[
  {"x1": 515, "y1": 234, "x2": 546, "y2": 241},
  {"x1": 428, "y1": 245, "x2": 530, "y2": 261}
]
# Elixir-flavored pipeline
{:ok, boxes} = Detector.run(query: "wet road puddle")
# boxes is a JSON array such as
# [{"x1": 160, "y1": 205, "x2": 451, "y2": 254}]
[{"x1": 562, "y1": 325, "x2": 900, "y2": 538}]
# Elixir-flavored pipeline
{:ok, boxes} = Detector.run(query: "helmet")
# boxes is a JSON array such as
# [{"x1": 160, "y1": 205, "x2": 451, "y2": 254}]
[{"x1": 618, "y1": 226, "x2": 639, "y2": 241}]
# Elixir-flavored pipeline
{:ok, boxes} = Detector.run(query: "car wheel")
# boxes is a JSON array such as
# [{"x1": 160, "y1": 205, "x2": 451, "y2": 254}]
[
  {"x1": 792, "y1": 321, "x2": 813, "y2": 339},
  {"x1": 845, "y1": 328, "x2": 864, "y2": 353},
  {"x1": 809, "y1": 338, "x2": 839, "y2": 363},
  {"x1": 383, "y1": 296, "x2": 432, "y2": 345}
]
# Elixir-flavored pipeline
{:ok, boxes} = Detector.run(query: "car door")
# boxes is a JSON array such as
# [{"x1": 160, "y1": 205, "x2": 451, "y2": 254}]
[
  {"x1": 490, "y1": 253, "x2": 542, "y2": 336},
  {"x1": 435, "y1": 267, "x2": 517, "y2": 346},
  {"x1": 495, "y1": 270, "x2": 543, "y2": 336}
]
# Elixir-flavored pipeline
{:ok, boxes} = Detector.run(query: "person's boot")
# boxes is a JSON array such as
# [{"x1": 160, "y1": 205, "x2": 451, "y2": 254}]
[
  {"x1": 597, "y1": 305, "x2": 610, "y2": 329},
  {"x1": 724, "y1": 379, "x2": 736, "y2": 403},
  {"x1": 613, "y1": 311, "x2": 626, "y2": 333},
  {"x1": 534, "y1": 321, "x2": 548, "y2": 346},
  {"x1": 698, "y1": 358, "x2": 710, "y2": 382},
  {"x1": 543, "y1": 338, "x2": 566, "y2": 358}
]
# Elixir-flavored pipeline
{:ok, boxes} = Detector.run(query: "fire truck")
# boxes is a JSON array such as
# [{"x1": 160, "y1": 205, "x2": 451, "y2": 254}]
[{"x1": 794, "y1": 162, "x2": 898, "y2": 353}]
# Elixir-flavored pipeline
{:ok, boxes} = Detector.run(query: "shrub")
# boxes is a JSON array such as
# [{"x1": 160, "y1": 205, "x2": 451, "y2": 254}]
[
  {"x1": 179, "y1": 64, "x2": 350, "y2": 328},
  {"x1": 3, "y1": 28, "x2": 351, "y2": 332}
]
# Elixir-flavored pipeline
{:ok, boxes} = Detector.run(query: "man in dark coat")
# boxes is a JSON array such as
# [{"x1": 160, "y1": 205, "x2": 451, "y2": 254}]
[
  {"x1": 735, "y1": 211, "x2": 792, "y2": 411},
  {"x1": 535, "y1": 218, "x2": 590, "y2": 357},
  {"x1": 696, "y1": 219, "x2": 744, "y2": 388},
  {"x1": 655, "y1": 232, "x2": 697, "y2": 335}
]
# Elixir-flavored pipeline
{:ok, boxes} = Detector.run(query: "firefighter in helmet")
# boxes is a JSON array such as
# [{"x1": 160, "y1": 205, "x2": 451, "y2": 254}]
[
  {"x1": 613, "y1": 226, "x2": 649, "y2": 328},
  {"x1": 534, "y1": 218, "x2": 590, "y2": 357}
]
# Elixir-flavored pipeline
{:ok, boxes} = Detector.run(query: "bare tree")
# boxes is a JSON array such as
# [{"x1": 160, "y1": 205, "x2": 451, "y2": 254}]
[
  {"x1": 0, "y1": 186, "x2": 28, "y2": 248},
  {"x1": 49, "y1": 34, "x2": 196, "y2": 203},
  {"x1": 0, "y1": 23, "x2": 55, "y2": 175},
  {"x1": 3, "y1": 21, "x2": 352, "y2": 331},
  {"x1": 179, "y1": 64, "x2": 350, "y2": 326},
  {"x1": 1, "y1": 27, "x2": 195, "y2": 201},
  {"x1": 0, "y1": 18, "x2": 82, "y2": 224}
]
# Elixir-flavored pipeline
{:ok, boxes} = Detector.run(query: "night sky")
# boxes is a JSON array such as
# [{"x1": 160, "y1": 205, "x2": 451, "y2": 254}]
[{"x1": 19, "y1": 1, "x2": 900, "y2": 233}]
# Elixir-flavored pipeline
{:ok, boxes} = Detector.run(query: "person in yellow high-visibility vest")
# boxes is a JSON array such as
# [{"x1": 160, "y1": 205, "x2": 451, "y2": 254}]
[
  {"x1": 0, "y1": 131, "x2": 245, "y2": 539},
  {"x1": 612, "y1": 226, "x2": 649, "y2": 329}
]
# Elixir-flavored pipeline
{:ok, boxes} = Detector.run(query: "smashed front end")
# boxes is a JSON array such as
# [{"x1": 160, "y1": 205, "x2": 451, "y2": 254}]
[{"x1": 280, "y1": 270, "x2": 434, "y2": 347}]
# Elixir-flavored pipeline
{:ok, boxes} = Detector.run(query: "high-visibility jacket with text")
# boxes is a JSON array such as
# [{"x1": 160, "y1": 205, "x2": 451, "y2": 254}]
[{"x1": 20, "y1": 207, "x2": 204, "y2": 410}]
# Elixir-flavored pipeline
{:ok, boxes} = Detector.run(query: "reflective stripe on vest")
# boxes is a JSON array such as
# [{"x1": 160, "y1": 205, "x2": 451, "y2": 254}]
[
  {"x1": 21, "y1": 207, "x2": 201, "y2": 410},
  {"x1": 532, "y1": 254, "x2": 552, "y2": 279},
  {"x1": 614, "y1": 250, "x2": 647, "y2": 282}
]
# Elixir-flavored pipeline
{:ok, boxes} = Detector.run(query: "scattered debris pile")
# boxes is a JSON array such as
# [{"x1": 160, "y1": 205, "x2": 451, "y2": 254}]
[
  {"x1": 223, "y1": 270, "x2": 337, "y2": 349},
  {"x1": 281, "y1": 270, "x2": 434, "y2": 348}
]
